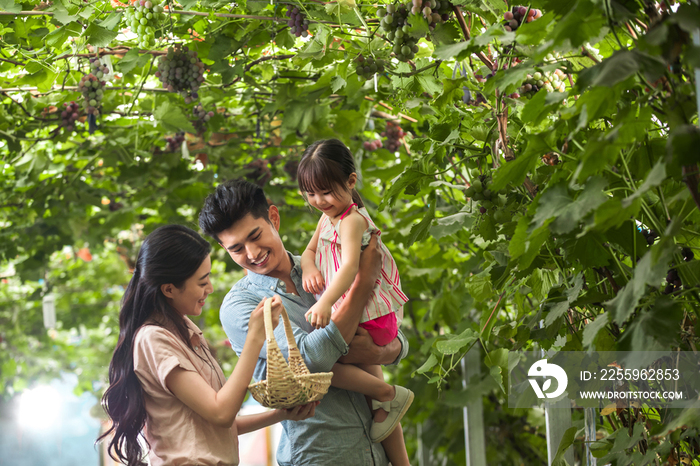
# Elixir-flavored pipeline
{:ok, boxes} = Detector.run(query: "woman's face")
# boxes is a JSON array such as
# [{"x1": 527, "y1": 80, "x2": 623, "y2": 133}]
[{"x1": 166, "y1": 255, "x2": 214, "y2": 317}]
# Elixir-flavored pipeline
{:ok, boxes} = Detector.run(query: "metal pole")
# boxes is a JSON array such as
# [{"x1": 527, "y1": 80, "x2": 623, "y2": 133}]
[
  {"x1": 584, "y1": 408, "x2": 597, "y2": 466},
  {"x1": 545, "y1": 398, "x2": 575, "y2": 465},
  {"x1": 417, "y1": 422, "x2": 430, "y2": 466},
  {"x1": 461, "y1": 345, "x2": 487, "y2": 466}
]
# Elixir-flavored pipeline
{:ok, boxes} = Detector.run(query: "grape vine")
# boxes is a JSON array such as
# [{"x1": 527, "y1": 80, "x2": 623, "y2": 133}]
[{"x1": 124, "y1": 0, "x2": 166, "y2": 48}]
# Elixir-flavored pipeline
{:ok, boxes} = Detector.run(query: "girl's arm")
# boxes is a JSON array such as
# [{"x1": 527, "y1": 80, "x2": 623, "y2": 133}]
[
  {"x1": 301, "y1": 217, "x2": 323, "y2": 272},
  {"x1": 165, "y1": 296, "x2": 283, "y2": 428},
  {"x1": 316, "y1": 212, "x2": 367, "y2": 309},
  {"x1": 235, "y1": 402, "x2": 320, "y2": 434},
  {"x1": 301, "y1": 218, "x2": 325, "y2": 294}
]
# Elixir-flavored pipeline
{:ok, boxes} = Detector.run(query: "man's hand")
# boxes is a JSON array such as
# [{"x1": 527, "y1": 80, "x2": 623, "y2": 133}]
[
  {"x1": 338, "y1": 327, "x2": 379, "y2": 364},
  {"x1": 302, "y1": 266, "x2": 325, "y2": 295},
  {"x1": 355, "y1": 232, "x2": 382, "y2": 290}
]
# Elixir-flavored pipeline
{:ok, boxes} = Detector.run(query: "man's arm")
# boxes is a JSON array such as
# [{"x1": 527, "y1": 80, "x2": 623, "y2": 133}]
[{"x1": 338, "y1": 327, "x2": 408, "y2": 366}]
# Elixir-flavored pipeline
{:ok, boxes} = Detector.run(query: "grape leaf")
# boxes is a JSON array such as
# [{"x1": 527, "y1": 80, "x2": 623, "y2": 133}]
[{"x1": 84, "y1": 23, "x2": 118, "y2": 48}]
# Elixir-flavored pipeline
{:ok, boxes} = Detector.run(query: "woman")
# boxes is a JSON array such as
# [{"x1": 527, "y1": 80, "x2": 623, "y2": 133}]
[{"x1": 98, "y1": 224, "x2": 316, "y2": 466}]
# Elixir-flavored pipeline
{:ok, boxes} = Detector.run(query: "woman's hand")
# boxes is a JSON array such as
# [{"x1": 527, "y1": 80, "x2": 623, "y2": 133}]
[
  {"x1": 248, "y1": 295, "x2": 284, "y2": 342},
  {"x1": 277, "y1": 401, "x2": 320, "y2": 422},
  {"x1": 302, "y1": 267, "x2": 325, "y2": 295}
]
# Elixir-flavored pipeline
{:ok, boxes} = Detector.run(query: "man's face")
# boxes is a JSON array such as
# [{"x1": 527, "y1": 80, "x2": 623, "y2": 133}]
[{"x1": 217, "y1": 206, "x2": 289, "y2": 279}]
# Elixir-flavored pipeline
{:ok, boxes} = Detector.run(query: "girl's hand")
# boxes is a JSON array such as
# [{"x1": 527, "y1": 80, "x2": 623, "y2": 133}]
[
  {"x1": 248, "y1": 296, "x2": 284, "y2": 342},
  {"x1": 304, "y1": 302, "x2": 332, "y2": 329},
  {"x1": 277, "y1": 401, "x2": 320, "y2": 422},
  {"x1": 302, "y1": 268, "x2": 325, "y2": 295}
]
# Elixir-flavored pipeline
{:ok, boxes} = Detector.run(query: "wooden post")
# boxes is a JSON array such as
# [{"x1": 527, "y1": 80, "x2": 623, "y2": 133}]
[
  {"x1": 461, "y1": 346, "x2": 487, "y2": 466},
  {"x1": 584, "y1": 408, "x2": 597, "y2": 466}
]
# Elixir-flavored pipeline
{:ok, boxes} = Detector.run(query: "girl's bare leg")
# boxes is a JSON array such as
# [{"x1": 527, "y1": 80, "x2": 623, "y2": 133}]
[{"x1": 331, "y1": 362, "x2": 410, "y2": 466}]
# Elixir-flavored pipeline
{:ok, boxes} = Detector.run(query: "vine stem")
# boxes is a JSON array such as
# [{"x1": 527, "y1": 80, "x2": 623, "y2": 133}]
[
  {"x1": 481, "y1": 292, "x2": 505, "y2": 334},
  {"x1": 451, "y1": 5, "x2": 494, "y2": 70},
  {"x1": 0, "y1": 9, "x2": 341, "y2": 25}
]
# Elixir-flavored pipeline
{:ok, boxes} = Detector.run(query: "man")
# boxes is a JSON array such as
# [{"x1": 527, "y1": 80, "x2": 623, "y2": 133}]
[{"x1": 199, "y1": 179, "x2": 409, "y2": 465}]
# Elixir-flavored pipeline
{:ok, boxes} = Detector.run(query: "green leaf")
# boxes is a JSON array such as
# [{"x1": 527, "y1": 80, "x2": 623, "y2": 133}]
[
  {"x1": 406, "y1": 13, "x2": 430, "y2": 39},
  {"x1": 379, "y1": 168, "x2": 425, "y2": 210},
  {"x1": 407, "y1": 194, "x2": 436, "y2": 246},
  {"x1": 434, "y1": 78, "x2": 463, "y2": 108},
  {"x1": 331, "y1": 75, "x2": 346, "y2": 93},
  {"x1": 436, "y1": 329, "x2": 478, "y2": 355},
  {"x1": 433, "y1": 41, "x2": 470, "y2": 61},
  {"x1": 116, "y1": 49, "x2": 151, "y2": 74},
  {"x1": 154, "y1": 100, "x2": 197, "y2": 133},
  {"x1": 44, "y1": 21, "x2": 82, "y2": 48},
  {"x1": 430, "y1": 212, "x2": 474, "y2": 239},
  {"x1": 605, "y1": 219, "x2": 679, "y2": 324},
  {"x1": 414, "y1": 353, "x2": 438, "y2": 375},
  {"x1": 582, "y1": 312, "x2": 609, "y2": 347},
  {"x1": 577, "y1": 50, "x2": 666, "y2": 89},
  {"x1": 0, "y1": 0, "x2": 21, "y2": 13},
  {"x1": 84, "y1": 23, "x2": 118, "y2": 48},
  {"x1": 667, "y1": 125, "x2": 700, "y2": 166},
  {"x1": 100, "y1": 12, "x2": 123, "y2": 31},
  {"x1": 622, "y1": 160, "x2": 666, "y2": 207},
  {"x1": 490, "y1": 135, "x2": 549, "y2": 191},
  {"x1": 551, "y1": 426, "x2": 578, "y2": 466},
  {"x1": 467, "y1": 272, "x2": 494, "y2": 302}
]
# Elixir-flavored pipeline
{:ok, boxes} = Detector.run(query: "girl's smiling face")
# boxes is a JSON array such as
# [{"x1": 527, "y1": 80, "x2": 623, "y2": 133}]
[{"x1": 305, "y1": 173, "x2": 357, "y2": 220}]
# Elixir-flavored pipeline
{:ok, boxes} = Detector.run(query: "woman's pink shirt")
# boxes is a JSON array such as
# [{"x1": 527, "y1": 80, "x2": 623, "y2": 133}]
[{"x1": 133, "y1": 317, "x2": 239, "y2": 466}]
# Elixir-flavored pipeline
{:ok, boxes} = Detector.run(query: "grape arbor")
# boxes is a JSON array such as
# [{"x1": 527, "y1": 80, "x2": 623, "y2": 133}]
[{"x1": 1, "y1": 0, "x2": 700, "y2": 464}]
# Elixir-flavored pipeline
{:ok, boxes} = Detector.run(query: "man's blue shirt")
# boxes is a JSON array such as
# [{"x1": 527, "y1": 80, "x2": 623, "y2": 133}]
[{"x1": 220, "y1": 253, "x2": 408, "y2": 466}]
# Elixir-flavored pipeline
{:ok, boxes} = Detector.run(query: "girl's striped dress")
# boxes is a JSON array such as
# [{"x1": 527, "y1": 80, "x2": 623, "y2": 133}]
[{"x1": 314, "y1": 204, "x2": 408, "y2": 324}]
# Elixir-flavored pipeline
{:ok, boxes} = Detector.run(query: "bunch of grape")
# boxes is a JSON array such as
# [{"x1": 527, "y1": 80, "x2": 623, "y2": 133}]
[
  {"x1": 124, "y1": 0, "x2": 165, "y2": 48},
  {"x1": 286, "y1": 6, "x2": 309, "y2": 37},
  {"x1": 641, "y1": 228, "x2": 658, "y2": 245},
  {"x1": 464, "y1": 173, "x2": 509, "y2": 223},
  {"x1": 283, "y1": 158, "x2": 300, "y2": 181},
  {"x1": 377, "y1": 3, "x2": 420, "y2": 62},
  {"x1": 355, "y1": 55, "x2": 386, "y2": 81},
  {"x1": 520, "y1": 69, "x2": 566, "y2": 97},
  {"x1": 89, "y1": 58, "x2": 110, "y2": 80},
  {"x1": 663, "y1": 268, "x2": 682, "y2": 294},
  {"x1": 192, "y1": 104, "x2": 215, "y2": 132},
  {"x1": 244, "y1": 159, "x2": 272, "y2": 187},
  {"x1": 381, "y1": 121, "x2": 405, "y2": 152},
  {"x1": 60, "y1": 101, "x2": 81, "y2": 133},
  {"x1": 164, "y1": 132, "x2": 186, "y2": 152},
  {"x1": 682, "y1": 247, "x2": 695, "y2": 262},
  {"x1": 363, "y1": 138, "x2": 383, "y2": 151},
  {"x1": 503, "y1": 5, "x2": 542, "y2": 32},
  {"x1": 155, "y1": 45, "x2": 205, "y2": 101},
  {"x1": 78, "y1": 74, "x2": 105, "y2": 117},
  {"x1": 412, "y1": 0, "x2": 452, "y2": 30}
]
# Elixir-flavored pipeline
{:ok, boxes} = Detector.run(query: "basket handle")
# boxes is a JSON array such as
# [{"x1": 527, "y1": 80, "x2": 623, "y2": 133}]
[{"x1": 262, "y1": 297, "x2": 300, "y2": 353}]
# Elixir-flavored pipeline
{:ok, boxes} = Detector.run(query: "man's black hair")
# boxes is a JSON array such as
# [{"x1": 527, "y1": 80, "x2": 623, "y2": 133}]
[{"x1": 199, "y1": 178, "x2": 270, "y2": 243}]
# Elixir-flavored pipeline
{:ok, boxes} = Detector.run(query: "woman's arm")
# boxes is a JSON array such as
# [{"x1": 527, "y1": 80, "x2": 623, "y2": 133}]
[
  {"x1": 165, "y1": 296, "x2": 283, "y2": 428},
  {"x1": 235, "y1": 402, "x2": 320, "y2": 434},
  {"x1": 315, "y1": 213, "x2": 367, "y2": 309}
]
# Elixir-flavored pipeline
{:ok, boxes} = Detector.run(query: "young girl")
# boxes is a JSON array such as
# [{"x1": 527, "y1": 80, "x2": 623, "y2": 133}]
[
  {"x1": 297, "y1": 139, "x2": 413, "y2": 464},
  {"x1": 98, "y1": 224, "x2": 317, "y2": 466}
]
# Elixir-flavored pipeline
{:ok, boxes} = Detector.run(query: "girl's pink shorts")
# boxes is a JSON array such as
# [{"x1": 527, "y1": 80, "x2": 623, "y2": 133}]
[{"x1": 358, "y1": 313, "x2": 398, "y2": 346}]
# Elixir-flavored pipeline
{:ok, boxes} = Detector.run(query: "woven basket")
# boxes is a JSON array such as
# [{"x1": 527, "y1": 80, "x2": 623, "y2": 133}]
[{"x1": 248, "y1": 298, "x2": 333, "y2": 409}]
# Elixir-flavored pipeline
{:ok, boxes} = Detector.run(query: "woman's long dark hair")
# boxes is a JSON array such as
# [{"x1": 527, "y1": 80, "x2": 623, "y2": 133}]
[
  {"x1": 97, "y1": 225, "x2": 212, "y2": 466},
  {"x1": 297, "y1": 139, "x2": 364, "y2": 208}
]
